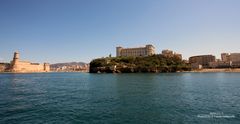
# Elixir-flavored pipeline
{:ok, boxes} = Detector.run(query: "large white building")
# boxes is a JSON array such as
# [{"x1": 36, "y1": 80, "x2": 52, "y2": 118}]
[{"x1": 116, "y1": 44, "x2": 155, "y2": 57}]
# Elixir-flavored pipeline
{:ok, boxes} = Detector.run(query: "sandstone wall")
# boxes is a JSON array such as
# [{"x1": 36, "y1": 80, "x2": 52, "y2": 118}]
[{"x1": 12, "y1": 61, "x2": 49, "y2": 72}]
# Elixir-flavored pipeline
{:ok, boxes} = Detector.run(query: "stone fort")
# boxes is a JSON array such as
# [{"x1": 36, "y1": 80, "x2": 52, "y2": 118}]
[{"x1": 0, "y1": 52, "x2": 50, "y2": 72}]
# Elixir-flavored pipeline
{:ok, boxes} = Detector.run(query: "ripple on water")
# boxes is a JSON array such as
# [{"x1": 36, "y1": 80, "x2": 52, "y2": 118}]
[{"x1": 0, "y1": 73, "x2": 240, "y2": 123}]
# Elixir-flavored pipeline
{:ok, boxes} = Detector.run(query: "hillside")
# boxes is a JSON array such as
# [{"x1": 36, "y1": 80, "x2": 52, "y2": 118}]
[
  {"x1": 50, "y1": 62, "x2": 87, "y2": 68},
  {"x1": 90, "y1": 55, "x2": 190, "y2": 73},
  {"x1": 50, "y1": 62, "x2": 89, "y2": 72}
]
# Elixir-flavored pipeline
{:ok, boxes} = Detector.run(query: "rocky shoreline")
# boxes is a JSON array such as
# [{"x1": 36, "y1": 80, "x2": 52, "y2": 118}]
[
  {"x1": 190, "y1": 68, "x2": 240, "y2": 72},
  {"x1": 1, "y1": 69, "x2": 240, "y2": 74}
]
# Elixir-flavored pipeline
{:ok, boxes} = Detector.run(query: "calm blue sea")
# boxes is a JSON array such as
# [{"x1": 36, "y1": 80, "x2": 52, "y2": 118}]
[{"x1": 0, "y1": 73, "x2": 239, "y2": 124}]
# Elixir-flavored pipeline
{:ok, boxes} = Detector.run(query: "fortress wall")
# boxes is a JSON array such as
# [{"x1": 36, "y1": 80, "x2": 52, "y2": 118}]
[
  {"x1": 44, "y1": 64, "x2": 50, "y2": 72},
  {"x1": 6, "y1": 52, "x2": 50, "y2": 73},
  {"x1": 14, "y1": 61, "x2": 47, "y2": 72}
]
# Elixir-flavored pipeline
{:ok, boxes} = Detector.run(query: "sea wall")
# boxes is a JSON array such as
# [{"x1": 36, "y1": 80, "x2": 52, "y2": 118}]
[
  {"x1": 191, "y1": 68, "x2": 240, "y2": 72},
  {"x1": 12, "y1": 61, "x2": 49, "y2": 72}
]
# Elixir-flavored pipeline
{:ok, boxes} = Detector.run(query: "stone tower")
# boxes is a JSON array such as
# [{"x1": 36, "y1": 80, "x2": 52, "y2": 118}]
[
  {"x1": 116, "y1": 46, "x2": 123, "y2": 57},
  {"x1": 11, "y1": 52, "x2": 20, "y2": 72},
  {"x1": 44, "y1": 63, "x2": 50, "y2": 72},
  {"x1": 13, "y1": 52, "x2": 19, "y2": 60}
]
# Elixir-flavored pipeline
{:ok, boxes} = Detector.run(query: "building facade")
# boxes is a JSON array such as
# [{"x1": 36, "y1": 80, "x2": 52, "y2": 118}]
[
  {"x1": 9, "y1": 52, "x2": 50, "y2": 72},
  {"x1": 116, "y1": 44, "x2": 155, "y2": 57},
  {"x1": 162, "y1": 49, "x2": 173, "y2": 57},
  {"x1": 220, "y1": 53, "x2": 240, "y2": 67},
  {"x1": 221, "y1": 53, "x2": 240, "y2": 62},
  {"x1": 161, "y1": 49, "x2": 182, "y2": 60},
  {"x1": 207, "y1": 53, "x2": 240, "y2": 68},
  {"x1": 189, "y1": 55, "x2": 216, "y2": 68},
  {"x1": 229, "y1": 53, "x2": 240, "y2": 62},
  {"x1": 209, "y1": 61, "x2": 232, "y2": 68},
  {"x1": 221, "y1": 53, "x2": 229, "y2": 62}
]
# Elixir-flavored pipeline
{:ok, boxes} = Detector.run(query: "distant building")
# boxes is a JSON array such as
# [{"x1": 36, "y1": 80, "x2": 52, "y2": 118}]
[
  {"x1": 162, "y1": 49, "x2": 173, "y2": 56},
  {"x1": 220, "y1": 53, "x2": 240, "y2": 67},
  {"x1": 221, "y1": 53, "x2": 229, "y2": 62},
  {"x1": 191, "y1": 63, "x2": 203, "y2": 70},
  {"x1": 229, "y1": 53, "x2": 240, "y2": 62},
  {"x1": 8, "y1": 52, "x2": 50, "y2": 72},
  {"x1": 116, "y1": 44, "x2": 155, "y2": 57},
  {"x1": 161, "y1": 49, "x2": 182, "y2": 60},
  {"x1": 207, "y1": 53, "x2": 240, "y2": 68},
  {"x1": 50, "y1": 63, "x2": 89, "y2": 72},
  {"x1": 221, "y1": 53, "x2": 240, "y2": 62},
  {"x1": 209, "y1": 61, "x2": 232, "y2": 68},
  {"x1": 189, "y1": 55, "x2": 216, "y2": 69}
]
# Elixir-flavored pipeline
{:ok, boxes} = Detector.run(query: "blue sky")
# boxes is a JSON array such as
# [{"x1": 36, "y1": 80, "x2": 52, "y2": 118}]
[{"x1": 0, "y1": 0, "x2": 240, "y2": 63}]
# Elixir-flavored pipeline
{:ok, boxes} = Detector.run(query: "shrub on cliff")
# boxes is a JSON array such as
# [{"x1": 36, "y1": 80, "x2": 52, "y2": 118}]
[{"x1": 90, "y1": 55, "x2": 190, "y2": 73}]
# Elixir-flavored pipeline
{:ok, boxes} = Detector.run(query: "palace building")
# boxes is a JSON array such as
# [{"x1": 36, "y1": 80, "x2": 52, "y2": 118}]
[{"x1": 116, "y1": 44, "x2": 155, "y2": 57}]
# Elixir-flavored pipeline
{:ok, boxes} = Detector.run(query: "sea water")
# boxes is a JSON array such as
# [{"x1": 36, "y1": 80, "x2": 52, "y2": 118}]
[{"x1": 0, "y1": 73, "x2": 239, "y2": 123}]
